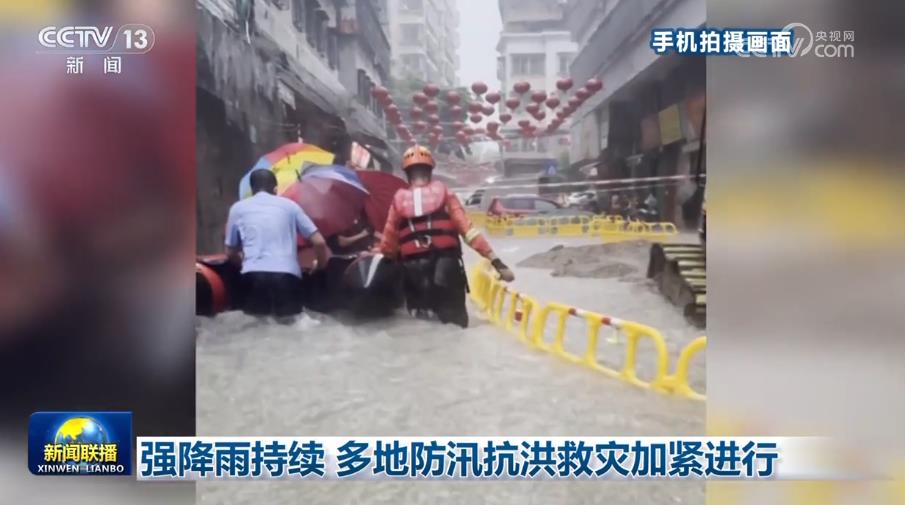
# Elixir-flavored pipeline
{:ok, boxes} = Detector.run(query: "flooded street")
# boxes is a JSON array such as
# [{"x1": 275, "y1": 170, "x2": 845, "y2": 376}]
[{"x1": 197, "y1": 236, "x2": 705, "y2": 504}]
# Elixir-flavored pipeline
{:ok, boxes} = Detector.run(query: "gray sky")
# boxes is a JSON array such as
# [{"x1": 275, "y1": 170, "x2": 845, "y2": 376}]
[{"x1": 455, "y1": 0, "x2": 502, "y2": 90}]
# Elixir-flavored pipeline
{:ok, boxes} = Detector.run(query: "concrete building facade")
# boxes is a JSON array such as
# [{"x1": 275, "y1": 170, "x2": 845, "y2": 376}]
[
  {"x1": 565, "y1": 0, "x2": 706, "y2": 225},
  {"x1": 386, "y1": 0, "x2": 460, "y2": 87},
  {"x1": 196, "y1": 0, "x2": 394, "y2": 253},
  {"x1": 496, "y1": 0, "x2": 577, "y2": 177}
]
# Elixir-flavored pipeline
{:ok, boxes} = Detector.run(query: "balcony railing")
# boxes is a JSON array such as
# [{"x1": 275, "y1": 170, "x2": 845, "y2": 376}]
[{"x1": 569, "y1": 0, "x2": 672, "y2": 85}]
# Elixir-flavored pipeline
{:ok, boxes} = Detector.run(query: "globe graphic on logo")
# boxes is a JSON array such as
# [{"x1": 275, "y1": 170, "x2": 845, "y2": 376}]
[{"x1": 53, "y1": 417, "x2": 109, "y2": 470}]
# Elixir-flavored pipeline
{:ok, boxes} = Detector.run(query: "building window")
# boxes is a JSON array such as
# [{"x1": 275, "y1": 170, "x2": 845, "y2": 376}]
[
  {"x1": 401, "y1": 23, "x2": 423, "y2": 45},
  {"x1": 558, "y1": 53, "x2": 573, "y2": 77},
  {"x1": 512, "y1": 54, "x2": 545, "y2": 76},
  {"x1": 402, "y1": 54, "x2": 423, "y2": 72},
  {"x1": 315, "y1": 10, "x2": 328, "y2": 56},
  {"x1": 305, "y1": 0, "x2": 318, "y2": 46},
  {"x1": 401, "y1": 0, "x2": 422, "y2": 12},
  {"x1": 327, "y1": 28, "x2": 338, "y2": 69},
  {"x1": 291, "y1": 0, "x2": 304, "y2": 30}
]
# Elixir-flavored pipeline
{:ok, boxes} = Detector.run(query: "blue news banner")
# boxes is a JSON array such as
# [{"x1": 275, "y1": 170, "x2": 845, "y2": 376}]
[{"x1": 134, "y1": 436, "x2": 818, "y2": 481}]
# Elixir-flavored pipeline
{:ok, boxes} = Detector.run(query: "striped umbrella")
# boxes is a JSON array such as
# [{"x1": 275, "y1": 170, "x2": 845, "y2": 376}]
[{"x1": 238, "y1": 142, "x2": 335, "y2": 199}]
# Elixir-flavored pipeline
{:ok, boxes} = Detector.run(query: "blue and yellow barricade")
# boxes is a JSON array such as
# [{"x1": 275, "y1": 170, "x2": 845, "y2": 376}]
[{"x1": 468, "y1": 260, "x2": 705, "y2": 401}]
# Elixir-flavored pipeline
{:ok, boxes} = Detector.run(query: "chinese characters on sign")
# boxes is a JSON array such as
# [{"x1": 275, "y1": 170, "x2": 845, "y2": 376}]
[
  {"x1": 650, "y1": 28, "x2": 794, "y2": 56},
  {"x1": 136, "y1": 437, "x2": 784, "y2": 481}
]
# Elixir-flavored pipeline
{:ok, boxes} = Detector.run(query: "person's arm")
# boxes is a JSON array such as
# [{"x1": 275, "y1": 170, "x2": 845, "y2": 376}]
[
  {"x1": 377, "y1": 205, "x2": 400, "y2": 258},
  {"x1": 295, "y1": 207, "x2": 328, "y2": 270},
  {"x1": 308, "y1": 232, "x2": 329, "y2": 271},
  {"x1": 446, "y1": 193, "x2": 514, "y2": 282},
  {"x1": 224, "y1": 207, "x2": 242, "y2": 266},
  {"x1": 336, "y1": 229, "x2": 369, "y2": 247}
]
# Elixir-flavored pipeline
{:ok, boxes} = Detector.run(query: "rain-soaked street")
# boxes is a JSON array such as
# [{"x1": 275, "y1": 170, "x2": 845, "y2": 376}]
[{"x1": 197, "y1": 235, "x2": 705, "y2": 504}]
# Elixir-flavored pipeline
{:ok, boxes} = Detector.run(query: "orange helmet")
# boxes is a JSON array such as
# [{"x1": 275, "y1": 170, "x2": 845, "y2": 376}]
[{"x1": 402, "y1": 145, "x2": 435, "y2": 172}]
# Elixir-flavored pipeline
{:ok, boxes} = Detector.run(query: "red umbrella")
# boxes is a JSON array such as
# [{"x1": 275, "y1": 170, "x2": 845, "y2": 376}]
[
  {"x1": 281, "y1": 177, "x2": 368, "y2": 238},
  {"x1": 356, "y1": 170, "x2": 408, "y2": 232}
]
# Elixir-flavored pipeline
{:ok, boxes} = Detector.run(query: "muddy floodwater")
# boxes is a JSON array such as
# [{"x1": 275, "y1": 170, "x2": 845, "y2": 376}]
[{"x1": 197, "y1": 236, "x2": 705, "y2": 504}]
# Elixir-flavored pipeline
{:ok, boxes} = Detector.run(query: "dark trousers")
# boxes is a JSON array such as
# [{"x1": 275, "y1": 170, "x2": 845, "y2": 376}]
[
  {"x1": 401, "y1": 251, "x2": 469, "y2": 328},
  {"x1": 242, "y1": 272, "x2": 302, "y2": 318}
]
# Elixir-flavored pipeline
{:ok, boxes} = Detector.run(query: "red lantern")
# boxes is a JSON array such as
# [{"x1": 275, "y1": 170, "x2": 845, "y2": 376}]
[
  {"x1": 395, "y1": 125, "x2": 408, "y2": 135},
  {"x1": 433, "y1": 124, "x2": 444, "y2": 133},
  {"x1": 475, "y1": 127, "x2": 486, "y2": 135},
  {"x1": 371, "y1": 86, "x2": 389, "y2": 101},
  {"x1": 467, "y1": 102, "x2": 483, "y2": 114},
  {"x1": 487, "y1": 121, "x2": 500, "y2": 131},
  {"x1": 469, "y1": 114, "x2": 482, "y2": 124},
  {"x1": 556, "y1": 78, "x2": 573, "y2": 92},
  {"x1": 471, "y1": 81, "x2": 488, "y2": 95},
  {"x1": 499, "y1": 113, "x2": 512, "y2": 124},
  {"x1": 485, "y1": 91, "x2": 501, "y2": 104},
  {"x1": 413, "y1": 92, "x2": 429, "y2": 106},
  {"x1": 424, "y1": 101, "x2": 439, "y2": 114},
  {"x1": 448, "y1": 105, "x2": 464, "y2": 117},
  {"x1": 513, "y1": 81, "x2": 531, "y2": 94},
  {"x1": 531, "y1": 91, "x2": 547, "y2": 104},
  {"x1": 567, "y1": 97, "x2": 581, "y2": 109},
  {"x1": 385, "y1": 104, "x2": 399, "y2": 116},
  {"x1": 575, "y1": 87, "x2": 590, "y2": 101},
  {"x1": 446, "y1": 91, "x2": 461, "y2": 105},
  {"x1": 427, "y1": 114, "x2": 440, "y2": 124},
  {"x1": 505, "y1": 98, "x2": 520, "y2": 111},
  {"x1": 482, "y1": 105, "x2": 495, "y2": 116},
  {"x1": 545, "y1": 97, "x2": 560, "y2": 109},
  {"x1": 451, "y1": 121, "x2": 464, "y2": 131},
  {"x1": 586, "y1": 78, "x2": 604, "y2": 93},
  {"x1": 525, "y1": 103, "x2": 540, "y2": 115},
  {"x1": 535, "y1": 111, "x2": 546, "y2": 121},
  {"x1": 517, "y1": 119, "x2": 531, "y2": 128},
  {"x1": 463, "y1": 126, "x2": 474, "y2": 135},
  {"x1": 410, "y1": 107, "x2": 423, "y2": 119},
  {"x1": 413, "y1": 121, "x2": 427, "y2": 133},
  {"x1": 423, "y1": 83, "x2": 440, "y2": 98},
  {"x1": 388, "y1": 115, "x2": 402, "y2": 125}
]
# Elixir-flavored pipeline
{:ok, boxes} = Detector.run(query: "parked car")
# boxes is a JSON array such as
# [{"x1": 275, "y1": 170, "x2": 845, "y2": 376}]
[
  {"x1": 463, "y1": 188, "x2": 485, "y2": 208},
  {"x1": 487, "y1": 195, "x2": 564, "y2": 217},
  {"x1": 566, "y1": 191, "x2": 596, "y2": 208}
]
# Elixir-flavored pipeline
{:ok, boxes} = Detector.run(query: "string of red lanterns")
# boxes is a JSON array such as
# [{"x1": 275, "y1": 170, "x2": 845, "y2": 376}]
[{"x1": 372, "y1": 77, "x2": 604, "y2": 146}]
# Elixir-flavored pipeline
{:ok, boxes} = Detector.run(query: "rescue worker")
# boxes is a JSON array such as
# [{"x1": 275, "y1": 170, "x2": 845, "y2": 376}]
[{"x1": 376, "y1": 145, "x2": 514, "y2": 328}]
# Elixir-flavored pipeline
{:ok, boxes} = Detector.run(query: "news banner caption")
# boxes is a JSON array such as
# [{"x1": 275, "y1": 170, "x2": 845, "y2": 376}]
[{"x1": 135, "y1": 437, "x2": 814, "y2": 481}]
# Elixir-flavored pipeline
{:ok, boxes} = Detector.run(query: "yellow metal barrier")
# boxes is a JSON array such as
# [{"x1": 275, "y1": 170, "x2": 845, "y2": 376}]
[
  {"x1": 482, "y1": 214, "x2": 678, "y2": 241},
  {"x1": 466, "y1": 211, "x2": 487, "y2": 228},
  {"x1": 468, "y1": 260, "x2": 705, "y2": 401},
  {"x1": 662, "y1": 336, "x2": 707, "y2": 401}
]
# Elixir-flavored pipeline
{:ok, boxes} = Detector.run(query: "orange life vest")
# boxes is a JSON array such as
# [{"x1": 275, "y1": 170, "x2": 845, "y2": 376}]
[{"x1": 392, "y1": 180, "x2": 460, "y2": 258}]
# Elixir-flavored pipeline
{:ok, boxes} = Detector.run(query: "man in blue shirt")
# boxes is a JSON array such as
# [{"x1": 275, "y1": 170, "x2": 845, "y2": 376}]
[{"x1": 225, "y1": 170, "x2": 329, "y2": 319}]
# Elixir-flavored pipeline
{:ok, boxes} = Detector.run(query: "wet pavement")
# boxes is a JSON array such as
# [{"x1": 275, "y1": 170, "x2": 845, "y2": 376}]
[{"x1": 197, "y1": 236, "x2": 705, "y2": 504}]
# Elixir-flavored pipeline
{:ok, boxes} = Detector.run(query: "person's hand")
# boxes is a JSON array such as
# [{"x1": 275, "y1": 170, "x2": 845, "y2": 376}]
[{"x1": 491, "y1": 258, "x2": 515, "y2": 282}]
